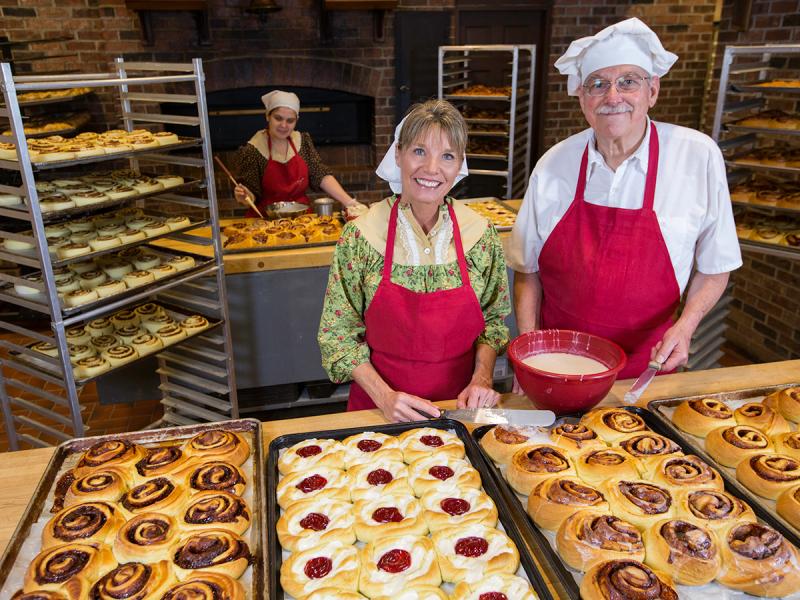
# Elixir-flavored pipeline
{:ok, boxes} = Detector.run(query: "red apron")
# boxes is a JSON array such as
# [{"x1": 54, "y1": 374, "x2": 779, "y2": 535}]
[
  {"x1": 537, "y1": 123, "x2": 680, "y2": 379},
  {"x1": 348, "y1": 199, "x2": 486, "y2": 410},
  {"x1": 247, "y1": 134, "x2": 310, "y2": 217}
]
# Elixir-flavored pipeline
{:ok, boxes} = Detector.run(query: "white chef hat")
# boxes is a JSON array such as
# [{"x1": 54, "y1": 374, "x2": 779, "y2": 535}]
[
  {"x1": 261, "y1": 90, "x2": 300, "y2": 115},
  {"x1": 554, "y1": 17, "x2": 678, "y2": 96},
  {"x1": 375, "y1": 117, "x2": 469, "y2": 194}
]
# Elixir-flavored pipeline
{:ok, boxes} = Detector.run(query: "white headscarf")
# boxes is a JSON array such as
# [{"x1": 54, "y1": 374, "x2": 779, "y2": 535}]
[
  {"x1": 554, "y1": 17, "x2": 678, "y2": 96},
  {"x1": 375, "y1": 117, "x2": 469, "y2": 194},
  {"x1": 261, "y1": 90, "x2": 300, "y2": 115}
]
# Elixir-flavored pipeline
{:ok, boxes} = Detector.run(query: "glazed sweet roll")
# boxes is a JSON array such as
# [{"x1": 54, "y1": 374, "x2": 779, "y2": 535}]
[
  {"x1": 574, "y1": 448, "x2": 641, "y2": 486},
  {"x1": 73, "y1": 439, "x2": 145, "y2": 478},
  {"x1": 431, "y1": 524, "x2": 519, "y2": 584},
  {"x1": 172, "y1": 529, "x2": 251, "y2": 580},
  {"x1": 114, "y1": 512, "x2": 180, "y2": 563},
  {"x1": 183, "y1": 429, "x2": 250, "y2": 466},
  {"x1": 119, "y1": 476, "x2": 184, "y2": 518},
  {"x1": 672, "y1": 398, "x2": 736, "y2": 437},
  {"x1": 580, "y1": 408, "x2": 648, "y2": 443},
  {"x1": 615, "y1": 432, "x2": 683, "y2": 476},
  {"x1": 89, "y1": 561, "x2": 173, "y2": 600},
  {"x1": 279, "y1": 540, "x2": 359, "y2": 598},
  {"x1": 134, "y1": 444, "x2": 189, "y2": 479},
  {"x1": 358, "y1": 535, "x2": 441, "y2": 598},
  {"x1": 23, "y1": 543, "x2": 116, "y2": 599},
  {"x1": 42, "y1": 501, "x2": 125, "y2": 549},
  {"x1": 549, "y1": 422, "x2": 606, "y2": 454},
  {"x1": 181, "y1": 491, "x2": 251, "y2": 536},
  {"x1": 353, "y1": 494, "x2": 427, "y2": 542},
  {"x1": 650, "y1": 454, "x2": 724, "y2": 492},
  {"x1": 64, "y1": 467, "x2": 131, "y2": 507},
  {"x1": 736, "y1": 453, "x2": 800, "y2": 499},
  {"x1": 675, "y1": 488, "x2": 756, "y2": 534},
  {"x1": 643, "y1": 519, "x2": 721, "y2": 586},
  {"x1": 604, "y1": 480, "x2": 675, "y2": 531},
  {"x1": 527, "y1": 476, "x2": 609, "y2": 531},
  {"x1": 579, "y1": 560, "x2": 677, "y2": 600},
  {"x1": 555, "y1": 511, "x2": 645, "y2": 571},
  {"x1": 480, "y1": 425, "x2": 538, "y2": 464},
  {"x1": 507, "y1": 445, "x2": 575, "y2": 495},
  {"x1": 160, "y1": 572, "x2": 245, "y2": 600},
  {"x1": 185, "y1": 461, "x2": 247, "y2": 496}
]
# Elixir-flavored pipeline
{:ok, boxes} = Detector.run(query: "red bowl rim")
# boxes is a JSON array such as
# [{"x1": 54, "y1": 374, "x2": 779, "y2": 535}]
[{"x1": 508, "y1": 329, "x2": 627, "y2": 382}]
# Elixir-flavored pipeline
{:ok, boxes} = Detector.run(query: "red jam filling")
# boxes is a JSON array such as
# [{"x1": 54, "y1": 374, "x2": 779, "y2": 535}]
[
  {"x1": 480, "y1": 594, "x2": 508, "y2": 600},
  {"x1": 303, "y1": 556, "x2": 332, "y2": 579},
  {"x1": 441, "y1": 498, "x2": 470, "y2": 516},
  {"x1": 366, "y1": 469, "x2": 393, "y2": 486},
  {"x1": 372, "y1": 507, "x2": 404, "y2": 523},
  {"x1": 296, "y1": 445, "x2": 322, "y2": 458},
  {"x1": 377, "y1": 549, "x2": 411, "y2": 573},
  {"x1": 429, "y1": 466, "x2": 454, "y2": 480},
  {"x1": 455, "y1": 536, "x2": 489, "y2": 557},
  {"x1": 357, "y1": 439, "x2": 382, "y2": 452},
  {"x1": 299, "y1": 513, "x2": 329, "y2": 531},
  {"x1": 421, "y1": 435, "x2": 444, "y2": 447},
  {"x1": 296, "y1": 474, "x2": 327, "y2": 493}
]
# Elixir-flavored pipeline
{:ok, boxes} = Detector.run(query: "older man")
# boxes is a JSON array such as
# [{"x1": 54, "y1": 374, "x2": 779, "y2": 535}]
[{"x1": 508, "y1": 18, "x2": 741, "y2": 378}]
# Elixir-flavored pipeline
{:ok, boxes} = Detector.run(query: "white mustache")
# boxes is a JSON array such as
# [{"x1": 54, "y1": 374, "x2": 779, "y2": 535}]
[{"x1": 597, "y1": 103, "x2": 633, "y2": 115}]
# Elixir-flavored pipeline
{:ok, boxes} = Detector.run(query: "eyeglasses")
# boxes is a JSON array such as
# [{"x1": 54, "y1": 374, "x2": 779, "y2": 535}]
[{"x1": 582, "y1": 74, "x2": 650, "y2": 97}]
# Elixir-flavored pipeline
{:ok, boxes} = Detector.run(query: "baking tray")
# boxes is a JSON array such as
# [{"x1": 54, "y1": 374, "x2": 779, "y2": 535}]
[
  {"x1": 732, "y1": 197, "x2": 800, "y2": 214},
  {"x1": 725, "y1": 158, "x2": 800, "y2": 174},
  {"x1": 446, "y1": 93, "x2": 511, "y2": 101},
  {"x1": 267, "y1": 419, "x2": 568, "y2": 600},
  {"x1": 457, "y1": 197, "x2": 518, "y2": 232},
  {"x1": 219, "y1": 216, "x2": 345, "y2": 255},
  {"x1": 15, "y1": 89, "x2": 93, "y2": 107},
  {"x1": 733, "y1": 82, "x2": 800, "y2": 94},
  {"x1": 473, "y1": 405, "x2": 800, "y2": 599},
  {"x1": 466, "y1": 152, "x2": 507, "y2": 160},
  {"x1": 17, "y1": 301, "x2": 223, "y2": 386},
  {"x1": 0, "y1": 245, "x2": 214, "y2": 316},
  {"x1": 0, "y1": 418, "x2": 265, "y2": 600},
  {"x1": 726, "y1": 124, "x2": 800, "y2": 137},
  {"x1": 648, "y1": 385, "x2": 800, "y2": 544}
]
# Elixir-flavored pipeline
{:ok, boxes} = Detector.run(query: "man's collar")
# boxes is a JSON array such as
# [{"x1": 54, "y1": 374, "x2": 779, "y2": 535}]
[{"x1": 587, "y1": 117, "x2": 652, "y2": 173}]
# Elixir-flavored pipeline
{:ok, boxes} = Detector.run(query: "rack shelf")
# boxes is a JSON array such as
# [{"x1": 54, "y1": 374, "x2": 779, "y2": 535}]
[{"x1": 0, "y1": 58, "x2": 238, "y2": 450}]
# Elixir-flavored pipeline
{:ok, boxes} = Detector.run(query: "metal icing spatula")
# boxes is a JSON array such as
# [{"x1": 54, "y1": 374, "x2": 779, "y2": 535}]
[
  {"x1": 623, "y1": 360, "x2": 662, "y2": 405},
  {"x1": 437, "y1": 408, "x2": 556, "y2": 427}
]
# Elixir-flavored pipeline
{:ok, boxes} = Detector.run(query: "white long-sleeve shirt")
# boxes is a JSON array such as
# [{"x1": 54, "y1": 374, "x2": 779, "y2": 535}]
[{"x1": 507, "y1": 119, "x2": 742, "y2": 293}]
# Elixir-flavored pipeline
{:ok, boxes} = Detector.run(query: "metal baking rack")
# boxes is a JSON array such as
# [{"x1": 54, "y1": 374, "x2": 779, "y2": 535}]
[
  {"x1": 438, "y1": 45, "x2": 535, "y2": 199},
  {"x1": 0, "y1": 58, "x2": 239, "y2": 450}
]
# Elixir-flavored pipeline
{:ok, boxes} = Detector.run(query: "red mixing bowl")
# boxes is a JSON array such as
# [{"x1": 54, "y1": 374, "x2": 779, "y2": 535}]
[{"x1": 507, "y1": 329, "x2": 627, "y2": 415}]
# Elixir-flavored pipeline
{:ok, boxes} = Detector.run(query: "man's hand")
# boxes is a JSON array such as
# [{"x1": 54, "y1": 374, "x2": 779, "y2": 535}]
[
  {"x1": 651, "y1": 320, "x2": 694, "y2": 372},
  {"x1": 233, "y1": 183, "x2": 255, "y2": 206},
  {"x1": 378, "y1": 390, "x2": 441, "y2": 422},
  {"x1": 457, "y1": 376, "x2": 500, "y2": 409}
]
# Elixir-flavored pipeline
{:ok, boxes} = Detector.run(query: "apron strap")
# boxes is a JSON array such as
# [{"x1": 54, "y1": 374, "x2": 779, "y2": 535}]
[
  {"x1": 448, "y1": 203, "x2": 471, "y2": 287},
  {"x1": 382, "y1": 199, "x2": 400, "y2": 281},
  {"x1": 642, "y1": 122, "x2": 659, "y2": 211},
  {"x1": 575, "y1": 145, "x2": 590, "y2": 202}
]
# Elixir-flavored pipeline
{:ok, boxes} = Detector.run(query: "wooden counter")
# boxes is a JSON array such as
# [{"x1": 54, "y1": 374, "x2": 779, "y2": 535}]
[{"x1": 1, "y1": 359, "x2": 798, "y2": 558}]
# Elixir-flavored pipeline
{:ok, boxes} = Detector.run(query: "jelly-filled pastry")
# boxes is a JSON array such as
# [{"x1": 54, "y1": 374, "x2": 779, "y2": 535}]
[
  {"x1": 507, "y1": 445, "x2": 575, "y2": 495},
  {"x1": 556, "y1": 511, "x2": 645, "y2": 572},
  {"x1": 398, "y1": 427, "x2": 465, "y2": 463},
  {"x1": 341, "y1": 432, "x2": 403, "y2": 467},
  {"x1": 353, "y1": 494, "x2": 428, "y2": 543},
  {"x1": 672, "y1": 398, "x2": 736, "y2": 437},
  {"x1": 527, "y1": 476, "x2": 609, "y2": 531},
  {"x1": 675, "y1": 488, "x2": 756, "y2": 534},
  {"x1": 114, "y1": 512, "x2": 180, "y2": 563},
  {"x1": 278, "y1": 438, "x2": 346, "y2": 475},
  {"x1": 580, "y1": 408, "x2": 648, "y2": 443},
  {"x1": 277, "y1": 497, "x2": 356, "y2": 552},
  {"x1": 407, "y1": 455, "x2": 481, "y2": 496},
  {"x1": 451, "y1": 574, "x2": 537, "y2": 600},
  {"x1": 480, "y1": 425, "x2": 538, "y2": 464},
  {"x1": 604, "y1": 479, "x2": 675, "y2": 531},
  {"x1": 358, "y1": 535, "x2": 441, "y2": 598},
  {"x1": 279, "y1": 540, "x2": 359, "y2": 598},
  {"x1": 372, "y1": 587, "x2": 447, "y2": 600},
  {"x1": 348, "y1": 459, "x2": 413, "y2": 501},
  {"x1": 420, "y1": 487, "x2": 498, "y2": 532},
  {"x1": 42, "y1": 501, "x2": 125, "y2": 549},
  {"x1": 277, "y1": 466, "x2": 350, "y2": 509},
  {"x1": 172, "y1": 529, "x2": 251, "y2": 580},
  {"x1": 579, "y1": 560, "x2": 677, "y2": 600},
  {"x1": 432, "y1": 524, "x2": 519, "y2": 584},
  {"x1": 643, "y1": 518, "x2": 721, "y2": 586}
]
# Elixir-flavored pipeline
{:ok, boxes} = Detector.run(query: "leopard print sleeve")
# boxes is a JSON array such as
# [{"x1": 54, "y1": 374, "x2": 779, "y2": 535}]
[{"x1": 233, "y1": 143, "x2": 267, "y2": 199}]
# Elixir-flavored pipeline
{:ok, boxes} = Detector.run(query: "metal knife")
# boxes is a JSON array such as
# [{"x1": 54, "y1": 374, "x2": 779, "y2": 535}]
[
  {"x1": 623, "y1": 360, "x2": 662, "y2": 405},
  {"x1": 436, "y1": 408, "x2": 556, "y2": 427}
]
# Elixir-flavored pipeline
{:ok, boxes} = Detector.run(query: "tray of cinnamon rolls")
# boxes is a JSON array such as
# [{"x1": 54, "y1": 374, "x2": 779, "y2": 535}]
[
  {"x1": 0, "y1": 419, "x2": 264, "y2": 599},
  {"x1": 267, "y1": 420, "x2": 565, "y2": 600},
  {"x1": 475, "y1": 405, "x2": 800, "y2": 599},
  {"x1": 219, "y1": 215, "x2": 344, "y2": 253}
]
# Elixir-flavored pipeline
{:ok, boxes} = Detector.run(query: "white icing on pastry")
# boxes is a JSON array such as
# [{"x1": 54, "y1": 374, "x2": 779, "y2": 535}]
[
  {"x1": 278, "y1": 438, "x2": 344, "y2": 474},
  {"x1": 433, "y1": 524, "x2": 516, "y2": 582},
  {"x1": 461, "y1": 574, "x2": 534, "y2": 599},
  {"x1": 363, "y1": 535, "x2": 437, "y2": 595},
  {"x1": 349, "y1": 459, "x2": 411, "y2": 500},
  {"x1": 420, "y1": 487, "x2": 496, "y2": 527},
  {"x1": 408, "y1": 456, "x2": 481, "y2": 491},
  {"x1": 355, "y1": 494, "x2": 421, "y2": 524},
  {"x1": 276, "y1": 467, "x2": 350, "y2": 506},
  {"x1": 289, "y1": 541, "x2": 359, "y2": 593},
  {"x1": 400, "y1": 427, "x2": 464, "y2": 456},
  {"x1": 342, "y1": 431, "x2": 402, "y2": 467}
]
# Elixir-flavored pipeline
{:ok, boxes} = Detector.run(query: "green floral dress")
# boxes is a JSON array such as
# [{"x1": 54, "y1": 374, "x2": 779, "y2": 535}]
[{"x1": 318, "y1": 202, "x2": 511, "y2": 384}]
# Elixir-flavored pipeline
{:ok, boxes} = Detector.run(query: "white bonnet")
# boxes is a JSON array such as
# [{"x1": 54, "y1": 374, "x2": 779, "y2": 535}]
[{"x1": 261, "y1": 90, "x2": 300, "y2": 115}]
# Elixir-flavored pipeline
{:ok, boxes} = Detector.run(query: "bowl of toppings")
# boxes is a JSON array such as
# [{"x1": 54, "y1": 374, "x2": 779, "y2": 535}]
[
  {"x1": 507, "y1": 329, "x2": 627, "y2": 415},
  {"x1": 265, "y1": 201, "x2": 310, "y2": 220}
]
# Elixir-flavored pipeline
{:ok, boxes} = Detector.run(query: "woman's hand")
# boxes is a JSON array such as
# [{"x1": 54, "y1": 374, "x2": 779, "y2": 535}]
[
  {"x1": 378, "y1": 390, "x2": 441, "y2": 422},
  {"x1": 457, "y1": 375, "x2": 500, "y2": 409},
  {"x1": 233, "y1": 183, "x2": 255, "y2": 206}
]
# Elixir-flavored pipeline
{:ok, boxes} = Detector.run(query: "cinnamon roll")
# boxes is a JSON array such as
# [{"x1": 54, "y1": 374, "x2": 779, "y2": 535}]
[
  {"x1": 348, "y1": 459, "x2": 413, "y2": 501},
  {"x1": 161, "y1": 572, "x2": 245, "y2": 600},
  {"x1": 764, "y1": 386, "x2": 800, "y2": 423},
  {"x1": 42, "y1": 501, "x2": 124, "y2": 549},
  {"x1": 183, "y1": 429, "x2": 250, "y2": 466},
  {"x1": 74, "y1": 356, "x2": 111, "y2": 378},
  {"x1": 419, "y1": 487, "x2": 498, "y2": 532},
  {"x1": 86, "y1": 317, "x2": 114, "y2": 337},
  {"x1": 643, "y1": 518, "x2": 721, "y2": 586},
  {"x1": 431, "y1": 524, "x2": 520, "y2": 584},
  {"x1": 133, "y1": 302, "x2": 163, "y2": 319},
  {"x1": 172, "y1": 529, "x2": 251, "y2": 580},
  {"x1": 736, "y1": 452, "x2": 800, "y2": 499},
  {"x1": 773, "y1": 431, "x2": 800, "y2": 460},
  {"x1": 73, "y1": 439, "x2": 145, "y2": 477},
  {"x1": 580, "y1": 408, "x2": 648, "y2": 443},
  {"x1": 278, "y1": 438, "x2": 346, "y2": 475},
  {"x1": 101, "y1": 344, "x2": 139, "y2": 367},
  {"x1": 398, "y1": 427, "x2": 465, "y2": 463},
  {"x1": 64, "y1": 467, "x2": 131, "y2": 507},
  {"x1": 110, "y1": 309, "x2": 140, "y2": 329},
  {"x1": 353, "y1": 494, "x2": 428, "y2": 542},
  {"x1": 651, "y1": 454, "x2": 724, "y2": 492},
  {"x1": 165, "y1": 255, "x2": 196, "y2": 272},
  {"x1": 130, "y1": 332, "x2": 163, "y2": 356},
  {"x1": 276, "y1": 467, "x2": 350, "y2": 509},
  {"x1": 134, "y1": 444, "x2": 189, "y2": 479},
  {"x1": 407, "y1": 455, "x2": 481, "y2": 497},
  {"x1": 185, "y1": 461, "x2": 247, "y2": 496},
  {"x1": 672, "y1": 398, "x2": 736, "y2": 437},
  {"x1": 23, "y1": 543, "x2": 116, "y2": 599},
  {"x1": 705, "y1": 424, "x2": 774, "y2": 467},
  {"x1": 276, "y1": 497, "x2": 356, "y2": 552},
  {"x1": 717, "y1": 522, "x2": 800, "y2": 597},
  {"x1": 574, "y1": 448, "x2": 641, "y2": 486},
  {"x1": 451, "y1": 574, "x2": 536, "y2": 600},
  {"x1": 616, "y1": 432, "x2": 683, "y2": 476},
  {"x1": 89, "y1": 561, "x2": 173, "y2": 600},
  {"x1": 676, "y1": 488, "x2": 757, "y2": 534},
  {"x1": 119, "y1": 476, "x2": 184, "y2": 517},
  {"x1": 480, "y1": 425, "x2": 537, "y2": 464},
  {"x1": 181, "y1": 491, "x2": 251, "y2": 536},
  {"x1": 549, "y1": 422, "x2": 606, "y2": 454},
  {"x1": 556, "y1": 511, "x2": 645, "y2": 571},
  {"x1": 180, "y1": 314, "x2": 210, "y2": 335},
  {"x1": 359, "y1": 535, "x2": 441, "y2": 598},
  {"x1": 116, "y1": 324, "x2": 143, "y2": 345},
  {"x1": 114, "y1": 512, "x2": 179, "y2": 563},
  {"x1": 776, "y1": 484, "x2": 800, "y2": 530},
  {"x1": 156, "y1": 323, "x2": 187, "y2": 342},
  {"x1": 94, "y1": 279, "x2": 125, "y2": 298},
  {"x1": 11, "y1": 591, "x2": 68, "y2": 600},
  {"x1": 734, "y1": 401, "x2": 791, "y2": 436},
  {"x1": 141, "y1": 313, "x2": 176, "y2": 334},
  {"x1": 89, "y1": 334, "x2": 119, "y2": 352},
  {"x1": 604, "y1": 480, "x2": 675, "y2": 531},
  {"x1": 527, "y1": 476, "x2": 609, "y2": 531},
  {"x1": 579, "y1": 560, "x2": 677, "y2": 600},
  {"x1": 507, "y1": 444, "x2": 575, "y2": 495},
  {"x1": 64, "y1": 288, "x2": 97, "y2": 307},
  {"x1": 122, "y1": 269, "x2": 155, "y2": 288}
]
